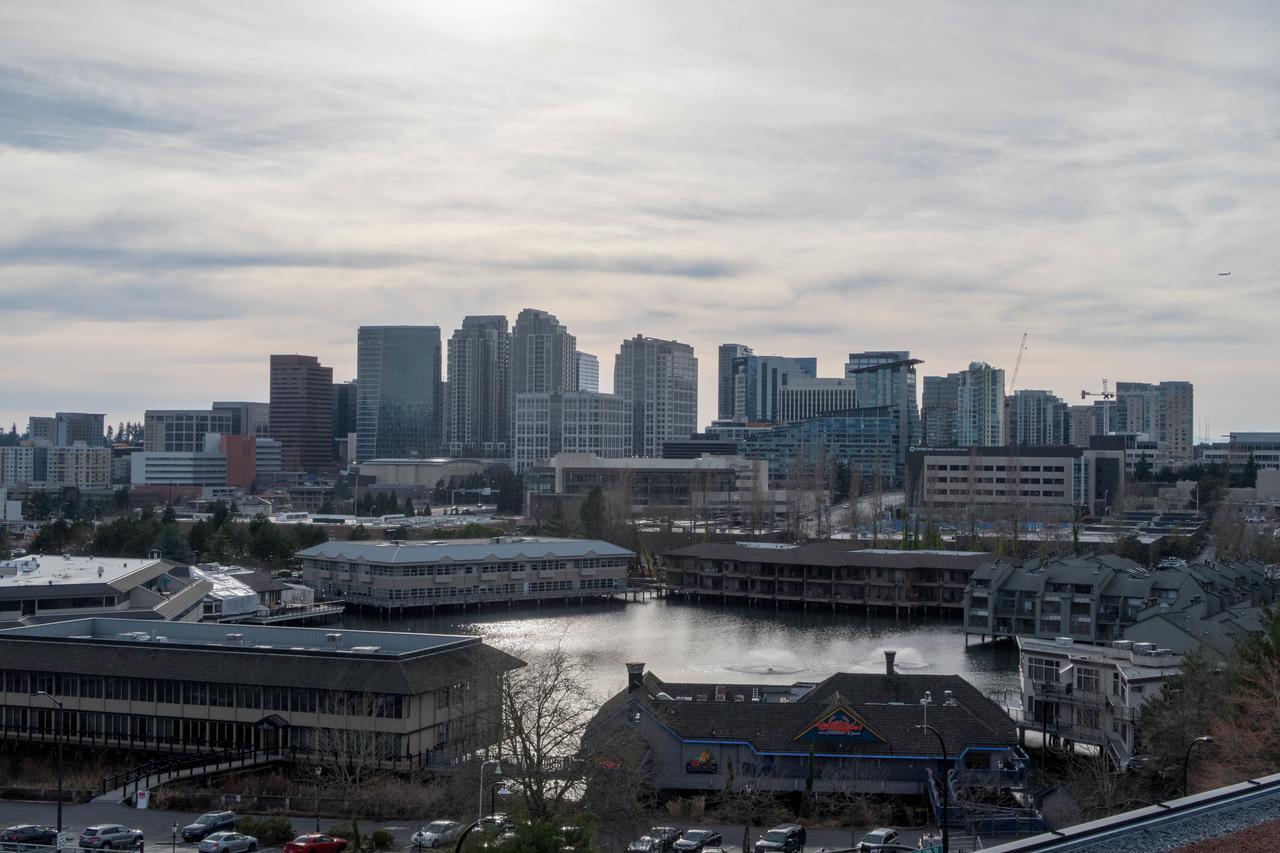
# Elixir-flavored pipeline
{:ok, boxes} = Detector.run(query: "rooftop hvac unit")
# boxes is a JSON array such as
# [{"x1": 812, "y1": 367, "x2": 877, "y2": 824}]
[
  {"x1": 350, "y1": 645, "x2": 381, "y2": 653},
  {"x1": 225, "y1": 633, "x2": 244, "y2": 645},
  {"x1": 326, "y1": 633, "x2": 342, "y2": 647}
]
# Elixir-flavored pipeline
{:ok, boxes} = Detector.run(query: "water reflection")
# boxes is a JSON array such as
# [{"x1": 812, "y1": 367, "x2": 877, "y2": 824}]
[{"x1": 344, "y1": 598, "x2": 1020, "y2": 699}]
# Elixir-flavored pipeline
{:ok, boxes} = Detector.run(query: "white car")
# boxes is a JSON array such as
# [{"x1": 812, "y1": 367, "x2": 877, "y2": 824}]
[
  {"x1": 856, "y1": 828, "x2": 899, "y2": 851},
  {"x1": 198, "y1": 833, "x2": 258, "y2": 853},
  {"x1": 411, "y1": 822, "x2": 462, "y2": 848}
]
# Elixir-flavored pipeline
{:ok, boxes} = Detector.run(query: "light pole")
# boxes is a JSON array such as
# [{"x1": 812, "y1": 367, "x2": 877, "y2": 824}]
[
  {"x1": 488, "y1": 782, "x2": 510, "y2": 818},
  {"x1": 1183, "y1": 736, "x2": 1213, "y2": 797},
  {"x1": 171, "y1": 823, "x2": 178, "y2": 853},
  {"x1": 478, "y1": 760, "x2": 502, "y2": 824},
  {"x1": 32, "y1": 690, "x2": 63, "y2": 837},
  {"x1": 314, "y1": 766, "x2": 323, "y2": 832},
  {"x1": 916, "y1": 724, "x2": 949, "y2": 853}
]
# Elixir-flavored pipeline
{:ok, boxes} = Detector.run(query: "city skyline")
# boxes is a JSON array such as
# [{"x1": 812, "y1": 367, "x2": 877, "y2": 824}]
[{"x1": 2, "y1": 3, "x2": 1278, "y2": 434}]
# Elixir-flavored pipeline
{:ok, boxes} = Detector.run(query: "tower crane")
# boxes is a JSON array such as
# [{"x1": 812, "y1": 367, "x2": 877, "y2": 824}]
[
  {"x1": 1006, "y1": 332, "x2": 1028, "y2": 395},
  {"x1": 1081, "y1": 379, "x2": 1115, "y2": 400}
]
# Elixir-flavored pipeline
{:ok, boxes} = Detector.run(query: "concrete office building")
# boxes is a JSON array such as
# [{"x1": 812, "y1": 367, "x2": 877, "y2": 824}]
[
  {"x1": 908, "y1": 445, "x2": 1126, "y2": 517},
  {"x1": 717, "y1": 343, "x2": 752, "y2": 421},
  {"x1": 0, "y1": 617, "x2": 522, "y2": 767},
  {"x1": 512, "y1": 391, "x2": 631, "y2": 472},
  {"x1": 921, "y1": 373, "x2": 961, "y2": 447},
  {"x1": 212, "y1": 402, "x2": 271, "y2": 439},
  {"x1": 1198, "y1": 432, "x2": 1280, "y2": 473},
  {"x1": 131, "y1": 433, "x2": 229, "y2": 487},
  {"x1": 144, "y1": 410, "x2": 233, "y2": 453},
  {"x1": 1009, "y1": 390, "x2": 1066, "y2": 447},
  {"x1": 845, "y1": 352, "x2": 920, "y2": 478},
  {"x1": 1116, "y1": 381, "x2": 1194, "y2": 464},
  {"x1": 740, "y1": 408, "x2": 900, "y2": 488},
  {"x1": 957, "y1": 362, "x2": 1006, "y2": 447},
  {"x1": 778, "y1": 377, "x2": 857, "y2": 424},
  {"x1": 297, "y1": 537, "x2": 633, "y2": 612},
  {"x1": 357, "y1": 326, "x2": 443, "y2": 462},
  {"x1": 730, "y1": 354, "x2": 817, "y2": 424},
  {"x1": 270, "y1": 355, "x2": 334, "y2": 474},
  {"x1": 615, "y1": 335, "x2": 698, "y2": 458},
  {"x1": 445, "y1": 316, "x2": 511, "y2": 458},
  {"x1": 575, "y1": 352, "x2": 599, "y2": 393},
  {"x1": 28, "y1": 413, "x2": 105, "y2": 448}
]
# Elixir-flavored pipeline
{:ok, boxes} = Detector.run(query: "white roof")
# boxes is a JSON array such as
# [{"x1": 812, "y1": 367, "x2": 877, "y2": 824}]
[
  {"x1": 0, "y1": 555, "x2": 161, "y2": 589},
  {"x1": 298, "y1": 537, "x2": 633, "y2": 565}
]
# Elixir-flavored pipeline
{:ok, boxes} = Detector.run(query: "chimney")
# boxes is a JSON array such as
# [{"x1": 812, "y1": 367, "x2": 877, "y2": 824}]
[
  {"x1": 885, "y1": 649, "x2": 897, "y2": 676},
  {"x1": 625, "y1": 662, "x2": 645, "y2": 692}
]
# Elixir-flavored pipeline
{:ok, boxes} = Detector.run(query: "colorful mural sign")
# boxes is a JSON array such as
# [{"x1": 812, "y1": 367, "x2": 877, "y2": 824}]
[
  {"x1": 686, "y1": 748, "x2": 718, "y2": 773},
  {"x1": 796, "y1": 707, "x2": 883, "y2": 743}
]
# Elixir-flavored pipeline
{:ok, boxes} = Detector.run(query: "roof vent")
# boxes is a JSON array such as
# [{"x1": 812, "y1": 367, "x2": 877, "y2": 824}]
[
  {"x1": 1055, "y1": 637, "x2": 1074, "y2": 645},
  {"x1": 655, "y1": 692, "x2": 674, "y2": 701},
  {"x1": 326, "y1": 633, "x2": 342, "y2": 648},
  {"x1": 350, "y1": 645, "x2": 381, "y2": 653},
  {"x1": 885, "y1": 649, "x2": 897, "y2": 675},
  {"x1": 155, "y1": 636, "x2": 168, "y2": 643},
  {"x1": 944, "y1": 690, "x2": 955, "y2": 706},
  {"x1": 225, "y1": 633, "x2": 244, "y2": 645},
  {"x1": 97, "y1": 566, "x2": 104, "y2": 577}
]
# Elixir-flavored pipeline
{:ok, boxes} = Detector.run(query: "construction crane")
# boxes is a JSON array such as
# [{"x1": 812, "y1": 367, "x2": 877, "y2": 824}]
[
  {"x1": 1081, "y1": 379, "x2": 1115, "y2": 400},
  {"x1": 1006, "y1": 332, "x2": 1028, "y2": 395}
]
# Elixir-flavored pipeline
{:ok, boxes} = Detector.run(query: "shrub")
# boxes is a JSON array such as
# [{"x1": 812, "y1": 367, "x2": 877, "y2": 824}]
[
  {"x1": 369, "y1": 829, "x2": 394, "y2": 850},
  {"x1": 238, "y1": 815, "x2": 294, "y2": 845}
]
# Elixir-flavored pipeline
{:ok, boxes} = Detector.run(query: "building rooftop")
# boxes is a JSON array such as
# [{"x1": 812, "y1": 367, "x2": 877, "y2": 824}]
[
  {"x1": 298, "y1": 537, "x2": 634, "y2": 564},
  {"x1": 0, "y1": 555, "x2": 163, "y2": 592}
]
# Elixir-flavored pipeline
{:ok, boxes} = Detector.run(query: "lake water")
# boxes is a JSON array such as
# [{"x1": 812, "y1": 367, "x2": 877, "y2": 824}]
[{"x1": 343, "y1": 598, "x2": 1021, "y2": 704}]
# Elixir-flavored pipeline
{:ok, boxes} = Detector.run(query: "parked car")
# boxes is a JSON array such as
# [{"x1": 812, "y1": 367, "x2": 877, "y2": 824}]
[
  {"x1": 283, "y1": 835, "x2": 347, "y2": 853},
  {"x1": 648, "y1": 828, "x2": 682, "y2": 851},
  {"x1": 673, "y1": 831, "x2": 722, "y2": 853},
  {"x1": 855, "y1": 828, "x2": 899, "y2": 851},
  {"x1": 755, "y1": 825, "x2": 805, "y2": 853},
  {"x1": 410, "y1": 822, "x2": 462, "y2": 848},
  {"x1": 480, "y1": 815, "x2": 515, "y2": 833},
  {"x1": 1, "y1": 826, "x2": 58, "y2": 846},
  {"x1": 182, "y1": 813, "x2": 240, "y2": 843},
  {"x1": 197, "y1": 833, "x2": 258, "y2": 853},
  {"x1": 628, "y1": 837, "x2": 660, "y2": 853},
  {"x1": 79, "y1": 826, "x2": 144, "y2": 850}
]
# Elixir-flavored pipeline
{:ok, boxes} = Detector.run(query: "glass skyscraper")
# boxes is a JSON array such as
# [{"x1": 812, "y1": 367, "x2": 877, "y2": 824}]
[{"x1": 356, "y1": 325, "x2": 442, "y2": 462}]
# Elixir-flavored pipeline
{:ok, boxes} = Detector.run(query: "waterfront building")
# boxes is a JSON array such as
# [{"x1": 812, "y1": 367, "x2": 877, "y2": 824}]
[
  {"x1": 730, "y1": 354, "x2": 816, "y2": 424},
  {"x1": 716, "y1": 343, "x2": 752, "y2": 421},
  {"x1": 907, "y1": 445, "x2": 1126, "y2": 517},
  {"x1": 297, "y1": 537, "x2": 633, "y2": 612},
  {"x1": 0, "y1": 617, "x2": 522, "y2": 767},
  {"x1": 1008, "y1": 390, "x2": 1066, "y2": 447},
  {"x1": 1115, "y1": 381, "x2": 1194, "y2": 464},
  {"x1": 921, "y1": 373, "x2": 961, "y2": 447},
  {"x1": 270, "y1": 355, "x2": 334, "y2": 474},
  {"x1": 957, "y1": 362, "x2": 1006, "y2": 447},
  {"x1": 0, "y1": 555, "x2": 209, "y2": 628},
  {"x1": 211, "y1": 402, "x2": 271, "y2": 439},
  {"x1": 662, "y1": 542, "x2": 989, "y2": 614},
  {"x1": 357, "y1": 326, "x2": 443, "y2": 462},
  {"x1": 575, "y1": 352, "x2": 599, "y2": 393},
  {"x1": 446, "y1": 316, "x2": 511, "y2": 458},
  {"x1": 512, "y1": 391, "x2": 631, "y2": 473},
  {"x1": 144, "y1": 410, "x2": 233, "y2": 453},
  {"x1": 589, "y1": 658, "x2": 1026, "y2": 795},
  {"x1": 778, "y1": 377, "x2": 857, "y2": 425},
  {"x1": 844, "y1": 352, "x2": 920, "y2": 479},
  {"x1": 739, "y1": 408, "x2": 899, "y2": 488},
  {"x1": 615, "y1": 335, "x2": 698, "y2": 458}
]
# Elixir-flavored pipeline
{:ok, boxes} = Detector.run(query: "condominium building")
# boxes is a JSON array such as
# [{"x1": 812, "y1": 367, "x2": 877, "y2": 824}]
[
  {"x1": 778, "y1": 377, "x2": 857, "y2": 424},
  {"x1": 297, "y1": 537, "x2": 633, "y2": 612},
  {"x1": 575, "y1": 352, "x2": 599, "y2": 393},
  {"x1": 28, "y1": 413, "x2": 106, "y2": 448},
  {"x1": 716, "y1": 343, "x2": 752, "y2": 420},
  {"x1": 356, "y1": 326, "x2": 443, "y2": 462},
  {"x1": 614, "y1": 335, "x2": 698, "y2": 458},
  {"x1": 270, "y1": 355, "x2": 334, "y2": 473},
  {"x1": 511, "y1": 307, "x2": 577, "y2": 398},
  {"x1": 0, "y1": 445, "x2": 111, "y2": 491},
  {"x1": 144, "y1": 410, "x2": 233, "y2": 453},
  {"x1": 957, "y1": 362, "x2": 1006, "y2": 447},
  {"x1": 211, "y1": 402, "x2": 271, "y2": 439},
  {"x1": 921, "y1": 373, "x2": 961, "y2": 447},
  {"x1": 1115, "y1": 381, "x2": 1194, "y2": 464},
  {"x1": 730, "y1": 354, "x2": 816, "y2": 423},
  {"x1": 0, "y1": 617, "x2": 523, "y2": 767},
  {"x1": 1064, "y1": 405, "x2": 1094, "y2": 449},
  {"x1": 1009, "y1": 390, "x2": 1067, "y2": 447},
  {"x1": 512, "y1": 391, "x2": 631, "y2": 472},
  {"x1": 445, "y1": 316, "x2": 511, "y2": 458}
]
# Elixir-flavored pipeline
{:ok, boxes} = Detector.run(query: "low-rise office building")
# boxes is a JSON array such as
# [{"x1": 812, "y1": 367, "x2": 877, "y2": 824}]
[
  {"x1": 663, "y1": 541, "x2": 989, "y2": 615},
  {"x1": 0, "y1": 617, "x2": 522, "y2": 767},
  {"x1": 297, "y1": 537, "x2": 633, "y2": 612}
]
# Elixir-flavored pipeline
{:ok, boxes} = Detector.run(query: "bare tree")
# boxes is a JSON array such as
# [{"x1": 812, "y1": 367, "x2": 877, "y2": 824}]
[{"x1": 581, "y1": 726, "x2": 657, "y2": 841}]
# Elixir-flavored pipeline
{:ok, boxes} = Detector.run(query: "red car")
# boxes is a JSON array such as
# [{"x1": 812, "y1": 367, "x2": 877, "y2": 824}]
[{"x1": 284, "y1": 835, "x2": 348, "y2": 853}]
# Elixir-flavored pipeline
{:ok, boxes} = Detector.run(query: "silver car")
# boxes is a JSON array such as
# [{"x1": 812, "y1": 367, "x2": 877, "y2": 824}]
[
  {"x1": 198, "y1": 833, "x2": 258, "y2": 853},
  {"x1": 79, "y1": 826, "x2": 144, "y2": 850}
]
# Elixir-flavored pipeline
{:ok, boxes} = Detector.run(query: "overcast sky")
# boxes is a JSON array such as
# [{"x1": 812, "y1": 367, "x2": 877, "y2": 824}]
[{"x1": 2, "y1": 1, "x2": 1278, "y2": 437}]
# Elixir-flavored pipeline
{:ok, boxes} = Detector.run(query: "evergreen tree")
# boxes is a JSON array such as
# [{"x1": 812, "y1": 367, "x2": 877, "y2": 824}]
[
  {"x1": 348, "y1": 524, "x2": 371, "y2": 541},
  {"x1": 579, "y1": 487, "x2": 606, "y2": 539},
  {"x1": 403, "y1": 498, "x2": 415, "y2": 516}
]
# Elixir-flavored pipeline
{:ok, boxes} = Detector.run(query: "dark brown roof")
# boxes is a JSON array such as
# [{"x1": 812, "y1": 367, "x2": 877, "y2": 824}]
[{"x1": 662, "y1": 541, "x2": 990, "y2": 570}]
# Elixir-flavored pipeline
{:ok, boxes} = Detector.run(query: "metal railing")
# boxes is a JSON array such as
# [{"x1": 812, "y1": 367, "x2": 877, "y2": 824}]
[{"x1": 102, "y1": 744, "x2": 287, "y2": 797}]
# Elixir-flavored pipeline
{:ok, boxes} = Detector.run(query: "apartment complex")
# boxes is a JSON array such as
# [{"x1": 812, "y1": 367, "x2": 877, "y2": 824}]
[
  {"x1": 512, "y1": 391, "x2": 631, "y2": 472},
  {"x1": 1008, "y1": 390, "x2": 1067, "y2": 447},
  {"x1": 614, "y1": 335, "x2": 699, "y2": 458},
  {"x1": 445, "y1": 315, "x2": 511, "y2": 458},
  {"x1": 28, "y1": 412, "x2": 106, "y2": 448},
  {"x1": 297, "y1": 537, "x2": 633, "y2": 612},
  {"x1": 663, "y1": 542, "x2": 989, "y2": 614},
  {"x1": 0, "y1": 445, "x2": 112, "y2": 491},
  {"x1": 511, "y1": 308, "x2": 577, "y2": 400},
  {"x1": 270, "y1": 355, "x2": 334, "y2": 474},
  {"x1": 0, "y1": 618, "x2": 522, "y2": 767},
  {"x1": 957, "y1": 361, "x2": 1006, "y2": 447},
  {"x1": 1115, "y1": 381, "x2": 1194, "y2": 463},
  {"x1": 356, "y1": 326, "x2": 443, "y2": 462},
  {"x1": 921, "y1": 372, "x2": 961, "y2": 447}
]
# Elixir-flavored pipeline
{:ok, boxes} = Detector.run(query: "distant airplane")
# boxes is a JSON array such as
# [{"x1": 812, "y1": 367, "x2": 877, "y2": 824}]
[{"x1": 1218, "y1": 271, "x2": 1232, "y2": 276}]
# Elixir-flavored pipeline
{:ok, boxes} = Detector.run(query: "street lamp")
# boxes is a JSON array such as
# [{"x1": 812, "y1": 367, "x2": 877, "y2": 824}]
[
  {"x1": 171, "y1": 823, "x2": 178, "y2": 853},
  {"x1": 478, "y1": 760, "x2": 502, "y2": 824},
  {"x1": 32, "y1": 690, "x2": 63, "y2": 837},
  {"x1": 314, "y1": 766, "x2": 323, "y2": 832},
  {"x1": 1183, "y1": 736, "x2": 1214, "y2": 797},
  {"x1": 489, "y1": 782, "x2": 510, "y2": 818},
  {"x1": 916, "y1": 724, "x2": 949, "y2": 853}
]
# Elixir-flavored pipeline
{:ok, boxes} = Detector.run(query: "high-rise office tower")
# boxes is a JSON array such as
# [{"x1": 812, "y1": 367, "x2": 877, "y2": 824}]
[
  {"x1": 717, "y1": 343, "x2": 752, "y2": 420},
  {"x1": 956, "y1": 362, "x2": 1006, "y2": 447},
  {"x1": 446, "y1": 315, "x2": 511, "y2": 458},
  {"x1": 614, "y1": 335, "x2": 698, "y2": 458},
  {"x1": 331, "y1": 381, "x2": 358, "y2": 441},
  {"x1": 778, "y1": 377, "x2": 857, "y2": 424},
  {"x1": 845, "y1": 351, "x2": 921, "y2": 480},
  {"x1": 921, "y1": 373, "x2": 961, "y2": 447},
  {"x1": 1115, "y1": 381, "x2": 1194, "y2": 463},
  {"x1": 356, "y1": 326, "x2": 442, "y2": 462},
  {"x1": 269, "y1": 354, "x2": 334, "y2": 473},
  {"x1": 1008, "y1": 389, "x2": 1065, "y2": 446},
  {"x1": 731, "y1": 355, "x2": 817, "y2": 423},
  {"x1": 575, "y1": 352, "x2": 600, "y2": 393}
]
